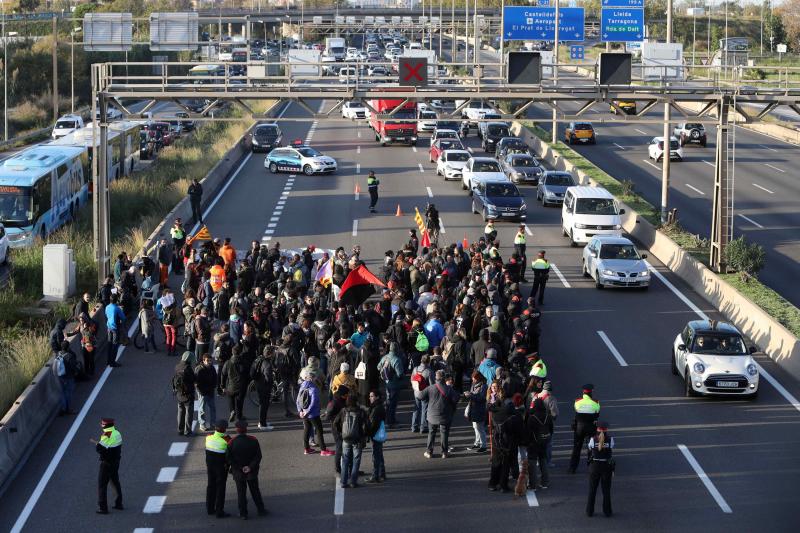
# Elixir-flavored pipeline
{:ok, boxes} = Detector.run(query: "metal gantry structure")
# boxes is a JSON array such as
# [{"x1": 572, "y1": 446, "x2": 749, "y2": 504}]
[{"x1": 91, "y1": 60, "x2": 800, "y2": 281}]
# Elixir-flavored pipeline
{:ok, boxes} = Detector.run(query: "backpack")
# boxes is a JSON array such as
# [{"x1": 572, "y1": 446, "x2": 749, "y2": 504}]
[
  {"x1": 54, "y1": 354, "x2": 67, "y2": 377},
  {"x1": 411, "y1": 370, "x2": 428, "y2": 391},
  {"x1": 380, "y1": 359, "x2": 397, "y2": 382},
  {"x1": 442, "y1": 337, "x2": 454, "y2": 361},
  {"x1": 298, "y1": 387, "x2": 312, "y2": 410},
  {"x1": 341, "y1": 410, "x2": 362, "y2": 442},
  {"x1": 496, "y1": 416, "x2": 515, "y2": 452},
  {"x1": 172, "y1": 371, "x2": 186, "y2": 395},
  {"x1": 315, "y1": 325, "x2": 330, "y2": 351},
  {"x1": 251, "y1": 357, "x2": 271, "y2": 383},
  {"x1": 415, "y1": 331, "x2": 430, "y2": 352}
]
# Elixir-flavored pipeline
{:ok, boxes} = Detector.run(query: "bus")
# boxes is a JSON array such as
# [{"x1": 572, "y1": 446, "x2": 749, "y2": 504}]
[
  {"x1": 110, "y1": 120, "x2": 142, "y2": 176},
  {"x1": 189, "y1": 64, "x2": 225, "y2": 84},
  {"x1": 49, "y1": 124, "x2": 124, "y2": 186},
  {"x1": 0, "y1": 145, "x2": 87, "y2": 246}
]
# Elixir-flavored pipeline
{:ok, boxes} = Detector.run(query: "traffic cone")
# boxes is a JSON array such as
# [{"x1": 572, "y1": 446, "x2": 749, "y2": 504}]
[
  {"x1": 462, "y1": 233, "x2": 469, "y2": 249},
  {"x1": 395, "y1": 204, "x2": 403, "y2": 217},
  {"x1": 354, "y1": 183, "x2": 361, "y2": 194}
]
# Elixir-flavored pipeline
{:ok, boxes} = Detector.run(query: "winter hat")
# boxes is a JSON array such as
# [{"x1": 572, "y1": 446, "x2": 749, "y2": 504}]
[{"x1": 340, "y1": 362, "x2": 350, "y2": 373}]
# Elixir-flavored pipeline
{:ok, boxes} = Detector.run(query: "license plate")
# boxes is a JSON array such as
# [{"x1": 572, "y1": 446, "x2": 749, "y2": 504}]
[
  {"x1": 501, "y1": 213, "x2": 516, "y2": 217},
  {"x1": 716, "y1": 381, "x2": 738, "y2": 388}
]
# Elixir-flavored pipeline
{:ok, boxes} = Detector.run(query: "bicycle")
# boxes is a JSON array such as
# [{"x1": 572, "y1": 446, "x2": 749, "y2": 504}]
[{"x1": 248, "y1": 373, "x2": 287, "y2": 407}]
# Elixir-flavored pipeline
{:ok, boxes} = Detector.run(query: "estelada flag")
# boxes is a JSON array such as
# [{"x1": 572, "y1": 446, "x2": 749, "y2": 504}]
[
  {"x1": 420, "y1": 229, "x2": 431, "y2": 249},
  {"x1": 339, "y1": 264, "x2": 386, "y2": 308},
  {"x1": 187, "y1": 225, "x2": 212, "y2": 245},
  {"x1": 413, "y1": 207, "x2": 426, "y2": 234}
]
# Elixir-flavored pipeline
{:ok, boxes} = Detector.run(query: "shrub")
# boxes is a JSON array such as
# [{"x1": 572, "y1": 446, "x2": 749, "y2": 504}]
[{"x1": 724, "y1": 236, "x2": 766, "y2": 281}]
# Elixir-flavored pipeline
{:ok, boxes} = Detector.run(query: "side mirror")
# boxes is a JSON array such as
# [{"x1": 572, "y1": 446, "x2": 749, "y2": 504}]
[
  {"x1": 619, "y1": 209, "x2": 626, "y2": 214},
  {"x1": 678, "y1": 344, "x2": 686, "y2": 352},
  {"x1": 641, "y1": 253, "x2": 648, "y2": 259},
  {"x1": 589, "y1": 251, "x2": 597, "y2": 258},
  {"x1": 749, "y1": 346, "x2": 758, "y2": 354}
]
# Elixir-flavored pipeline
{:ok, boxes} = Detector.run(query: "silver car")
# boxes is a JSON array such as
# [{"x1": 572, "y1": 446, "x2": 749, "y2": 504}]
[
  {"x1": 500, "y1": 153, "x2": 544, "y2": 185},
  {"x1": 581, "y1": 236, "x2": 650, "y2": 289},
  {"x1": 536, "y1": 171, "x2": 575, "y2": 206}
]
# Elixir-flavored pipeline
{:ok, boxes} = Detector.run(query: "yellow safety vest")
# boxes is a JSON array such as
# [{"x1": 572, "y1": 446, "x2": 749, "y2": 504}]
[
  {"x1": 530, "y1": 359, "x2": 547, "y2": 378},
  {"x1": 574, "y1": 394, "x2": 601, "y2": 414},
  {"x1": 484, "y1": 224, "x2": 495, "y2": 235},
  {"x1": 514, "y1": 231, "x2": 526, "y2": 245},
  {"x1": 99, "y1": 427, "x2": 122, "y2": 448},
  {"x1": 531, "y1": 258, "x2": 550, "y2": 271},
  {"x1": 170, "y1": 226, "x2": 185, "y2": 240},
  {"x1": 205, "y1": 431, "x2": 228, "y2": 454}
]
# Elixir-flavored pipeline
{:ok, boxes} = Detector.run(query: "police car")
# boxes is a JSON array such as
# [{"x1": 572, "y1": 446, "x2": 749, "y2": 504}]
[{"x1": 264, "y1": 142, "x2": 338, "y2": 176}]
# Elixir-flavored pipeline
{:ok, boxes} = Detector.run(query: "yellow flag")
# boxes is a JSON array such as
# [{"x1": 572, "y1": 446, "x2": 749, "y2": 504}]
[{"x1": 414, "y1": 208, "x2": 426, "y2": 234}]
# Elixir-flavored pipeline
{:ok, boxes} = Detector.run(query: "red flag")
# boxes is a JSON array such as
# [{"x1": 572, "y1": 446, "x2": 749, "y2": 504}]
[
  {"x1": 420, "y1": 229, "x2": 431, "y2": 249},
  {"x1": 462, "y1": 233, "x2": 469, "y2": 249},
  {"x1": 339, "y1": 264, "x2": 386, "y2": 308}
]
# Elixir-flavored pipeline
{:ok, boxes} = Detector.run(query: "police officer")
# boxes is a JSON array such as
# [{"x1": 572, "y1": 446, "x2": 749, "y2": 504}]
[
  {"x1": 568, "y1": 384, "x2": 600, "y2": 474},
  {"x1": 206, "y1": 419, "x2": 232, "y2": 518},
  {"x1": 586, "y1": 421, "x2": 614, "y2": 517},
  {"x1": 170, "y1": 218, "x2": 186, "y2": 273},
  {"x1": 367, "y1": 170, "x2": 380, "y2": 213},
  {"x1": 92, "y1": 417, "x2": 123, "y2": 514},
  {"x1": 483, "y1": 220, "x2": 497, "y2": 244},
  {"x1": 528, "y1": 352, "x2": 547, "y2": 380},
  {"x1": 228, "y1": 420, "x2": 268, "y2": 519},
  {"x1": 530, "y1": 250, "x2": 550, "y2": 305},
  {"x1": 513, "y1": 224, "x2": 527, "y2": 279}
]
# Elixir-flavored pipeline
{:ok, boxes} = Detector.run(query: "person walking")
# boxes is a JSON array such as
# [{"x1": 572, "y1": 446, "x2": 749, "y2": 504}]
[
  {"x1": 525, "y1": 396, "x2": 552, "y2": 490},
  {"x1": 586, "y1": 421, "x2": 615, "y2": 517},
  {"x1": 514, "y1": 225, "x2": 527, "y2": 282},
  {"x1": 104, "y1": 294, "x2": 124, "y2": 368},
  {"x1": 367, "y1": 170, "x2": 380, "y2": 213},
  {"x1": 464, "y1": 371, "x2": 488, "y2": 453},
  {"x1": 324, "y1": 385, "x2": 350, "y2": 476},
  {"x1": 205, "y1": 419, "x2": 231, "y2": 519},
  {"x1": 251, "y1": 346, "x2": 276, "y2": 431},
  {"x1": 160, "y1": 289, "x2": 178, "y2": 357},
  {"x1": 410, "y1": 355, "x2": 432, "y2": 433},
  {"x1": 378, "y1": 343, "x2": 404, "y2": 428},
  {"x1": 227, "y1": 421, "x2": 268, "y2": 520},
  {"x1": 92, "y1": 417, "x2": 123, "y2": 514},
  {"x1": 170, "y1": 218, "x2": 186, "y2": 273},
  {"x1": 188, "y1": 178, "x2": 204, "y2": 224},
  {"x1": 156, "y1": 238, "x2": 172, "y2": 287},
  {"x1": 221, "y1": 345, "x2": 248, "y2": 423},
  {"x1": 195, "y1": 352, "x2": 218, "y2": 432},
  {"x1": 53, "y1": 340, "x2": 78, "y2": 415},
  {"x1": 569, "y1": 384, "x2": 600, "y2": 474},
  {"x1": 415, "y1": 369, "x2": 459, "y2": 459},
  {"x1": 297, "y1": 371, "x2": 335, "y2": 456},
  {"x1": 488, "y1": 398, "x2": 521, "y2": 493},
  {"x1": 194, "y1": 306, "x2": 212, "y2": 358},
  {"x1": 173, "y1": 351, "x2": 197, "y2": 436},
  {"x1": 530, "y1": 250, "x2": 551, "y2": 305},
  {"x1": 537, "y1": 380, "x2": 559, "y2": 467},
  {"x1": 138, "y1": 299, "x2": 157, "y2": 353},
  {"x1": 366, "y1": 390, "x2": 387, "y2": 483},
  {"x1": 334, "y1": 394, "x2": 368, "y2": 488}
]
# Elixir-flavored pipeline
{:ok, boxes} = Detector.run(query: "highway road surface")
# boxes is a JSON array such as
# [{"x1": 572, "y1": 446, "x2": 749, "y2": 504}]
[{"x1": 2, "y1": 98, "x2": 800, "y2": 533}]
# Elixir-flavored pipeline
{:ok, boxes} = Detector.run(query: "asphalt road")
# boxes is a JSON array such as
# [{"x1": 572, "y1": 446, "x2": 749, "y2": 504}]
[{"x1": 2, "y1": 97, "x2": 800, "y2": 533}]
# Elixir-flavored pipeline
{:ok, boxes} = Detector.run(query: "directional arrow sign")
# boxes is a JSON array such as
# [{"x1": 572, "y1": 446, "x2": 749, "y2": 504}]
[
  {"x1": 502, "y1": 6, "x2": 585, "y2": 42},
  {"x1": 602, "y1": 0, "x2": 643, "y2": 6},
  {"x1": 600, "y1": 7, "x2": 644, "y2": 43}
]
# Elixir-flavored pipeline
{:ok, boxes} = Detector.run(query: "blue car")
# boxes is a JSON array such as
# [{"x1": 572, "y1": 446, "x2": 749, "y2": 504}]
[
  {"x1": 264, "y1": 145, "x2": 337, "y2": 175},
  {"x1": 470, "y1": 179, "x2": 527, "y2": 222}
]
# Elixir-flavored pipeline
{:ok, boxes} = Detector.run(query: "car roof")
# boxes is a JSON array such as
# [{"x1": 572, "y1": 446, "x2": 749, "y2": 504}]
[
  {"x1": 469, "y1": 156, "x2": 498, "y2": 163},
  {"x1": 565, "y1": 185, "x2": 614, "y2": 199},
  {"x1": 435, "y1": 129, "x2": 458, "y2": 135},
  {"x1": 442, "y1": 149, "x2": 470, "y2": 156},
  {"x1": 687, "y1": 320, "x2": 741, "y2": 335},
  {"x1": 592, "y1": 235, "x2": 634, "y2": 245}
]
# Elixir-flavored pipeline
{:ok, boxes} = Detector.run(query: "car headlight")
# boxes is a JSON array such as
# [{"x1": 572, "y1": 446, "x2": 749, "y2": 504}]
[
  {"x1": 544, "y1": 190, "x2": 555, "y2": 197},
  {"x1": 7, "y1": 230, "x2": 31, "y2": 243},
  {"x1": 613, "y1": 224, "x2": 622, "y2": 229},
  {"x1": 693, "y1": 362, "x2": 706, "y2": 374},
  {"x1": 640, "y1": 270, "x2": 650, "y2": 277},
  {"x1": 575, "y1": 223, "x2": 588, "y2": 229},
  {"x1": 252, "y1": 139, "x2": 259, "y2": 145},
  {"x1": 486, "y1": 204, "x2": 497, "y2": 212},
  {"x1": 520, "y1": 203, "x2": 527, "y2": 210},
  {"x1": 746, "y1": 363, "x2": 758, "y2": 376},
  {"x1": 511, "y1": 172, "x2": 523, "y2": 180},
  {"x1": 601, "y1": 269, "x2": 614, "y2": 276}
]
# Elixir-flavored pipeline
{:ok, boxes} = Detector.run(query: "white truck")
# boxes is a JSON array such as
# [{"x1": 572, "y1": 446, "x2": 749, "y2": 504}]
[
  {"x1": 288, "y1": 49, "x2": 322, "y2": 77},
  {"x1": 324, "y1": 37, "x2": 346, "y2": 61}
]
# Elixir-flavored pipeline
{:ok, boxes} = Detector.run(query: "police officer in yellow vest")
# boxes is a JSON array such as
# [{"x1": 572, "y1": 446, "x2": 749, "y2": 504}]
[
  {"x1": 206, "y1": 419, "x2": 232, "y2": 518},
  {"x1": 92, "y1": 417, "x2": 123, "y2": 514},
  {"x1": 530, "y1": 250, "x2": 550, "y2": 305},
  {"x1": 170, "y1": 218, "x2": 186, "y2": 273},
  {"x1": 367, "y1": 171, "x2": 380, "y2": 213},
  {"x1": 568, "y1": 384, "x2": 600, "y2": 474},
  {"x1": 514, "y1": 224, "x2": 527, "y2": 281},
  {"x1": 528, "y1": 352, "x2": 547, "y2": 379},
  {"x1": 484, "y1": 220, "x2": 497, "y2": 244}
]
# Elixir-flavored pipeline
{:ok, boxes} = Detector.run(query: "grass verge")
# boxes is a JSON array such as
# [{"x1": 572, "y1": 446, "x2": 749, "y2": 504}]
[{"x1": 720, "y1": 274, "x2": 800, "y2": 338}]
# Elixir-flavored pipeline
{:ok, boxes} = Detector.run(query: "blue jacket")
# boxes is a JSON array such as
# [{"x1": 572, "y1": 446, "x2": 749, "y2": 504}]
[
  {"x1": 350, "y1": 330, "x2": 370, "y2": 349},
  {"x1": 478, "y1": 358, "x2": 501, "y2": 384},
  {"x1": 297, "y1": 380, "x2": 321, "y2": 419},
  {"x1": 105, "y1": 303, "x2": 125, "y2": 331},
  {"x1": 378, "y1": 352, "x2": 405, "y2": 390},
  {"x1": 423, "y1": 319, "x2": 445, "y2": 348},
  {"x1": 229, "y1": 315, "x2": 243, "y2": 345}
]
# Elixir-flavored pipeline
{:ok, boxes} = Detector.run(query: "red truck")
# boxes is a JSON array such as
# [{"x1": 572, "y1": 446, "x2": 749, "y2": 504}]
[{"x1": 368, "y1": 99, "x2": 418, "y2": 146}]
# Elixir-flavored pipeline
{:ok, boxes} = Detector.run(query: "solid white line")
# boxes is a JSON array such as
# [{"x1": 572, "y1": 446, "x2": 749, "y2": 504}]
[
  {"x1": 685, "y1": 184, "x2": 705, "y2": 195},
  {"x1": 765, "y1": 163, "x2": 785, "y2": 173},
  {"x1": 759, "y1": 144, "x2": 778, "y2": 152},
  {"x1": 613, "y1": 143, "x2": 626, "y2": 150},
  {"x1": 334, "y1": 476, "x2": 345, "y2": 515},
  {"x1": 143, "y1": 495, "x2": 167, "y2": 514},
  {"x1": 702, "y1": 160, "x2": 715, "y2": 167},
  {"x1": 352, "y1": 219, "x2": 358, "y2": 236},
  {"x1": 752, "y1": 183, "x2": 774, "y2": 194},
  {"x1": 418, "y1": 163, "x2": 425, "y2": 173},
  {"x1": 526, "y1": 489, "x2": 539, "y2": 507},
  {"x1": 738, "y1": 214, "x2": 764, "y2": 229},
  {"x1": 357, "y1": 145, "x2": 361, "y2": 154},
  {"x1": 133, "y1": 529, "x2": 154, "y2": 533},
  {"x1": 412, "y1": 145, "x2": 418, "y2": 153},
  {"x1": 168, "y1": 442, "x2": 189, "y2": 457},
  {"x1": 190, "y1": 153, "x2": 253, "y2": 234},
  {"x1": 524, "y1": 224, "x2": 533, "y2": 236},
  {"x1": 357, "y1": 130, "x2": 361, "y2": 138},
  {"x1": 597, "y1": 331, "x2": 628, "y2": 367},
  {"x1": 156, "y1": 467, "x2": 178, "y2": 483},
  {"x1": 677, "y1": 445, "x2": 732, "y2": 514},
  {"x1": 550, "y1": 263, "x2": 571, "y2": 288},
  {"x1": 754, "y1": 364, "x2": 800, "y2": 413},
  {"x1": 426, "y1": 186, "x2": 433, "y2": 198},
  {"x1": 635, "y1": 128, "x2": 648, "y2": 135},
  {"x1": 645, "y1": 261, "x2": 709, "y2": 320},
  {"x1": 643, "y1": 159, "x2": 660, "y2": 170},
  {"x1": 356, "y1": 163, "x2": 361, "y2": 174}
]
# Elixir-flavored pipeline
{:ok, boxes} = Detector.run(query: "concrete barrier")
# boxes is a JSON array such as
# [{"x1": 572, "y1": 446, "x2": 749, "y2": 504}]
[{"x1": 513, "y1": 121, "x2": 800, "y2": 378}]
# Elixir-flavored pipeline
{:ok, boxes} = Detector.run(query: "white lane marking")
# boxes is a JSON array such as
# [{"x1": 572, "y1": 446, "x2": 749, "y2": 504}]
[
  {"x1": 685, "y1": 184, "x2": 705, "y2": 196},
  {"x1": 133, "y1": 529, "x2": 154, "y2": 533},
  {"x1": 738, "y1": 214, "x2": 764, "y2": 229},
  {"x1": 752, "y1": 183, "x2": 774, "y2": 194},
  {"x1": 467, "y1": 147, "x2": 474, "y2": 153},
  {"x1": 439, "y1": 218, "x2": 446, "y2": 234},
  {"x1": 765, "y1": 163, "x2": 785, "y2": 173},
  {"x1": 268, "y1": 223, "x2": 277, "y2": 228},
  {"x1": 597, "y1": 331, "x2": 628, "y2": 367},
  {"x1": 635, "y1": 128, "x2": 648, "y2": 135},
  {"x1": 143, "y1": 496, "x2": 167, "y2": 514},
  {"x1": 524, "y1": 224, "x2": 533, "y2": 236},
  {"x1": 355, "y1": 190, "x2": 360, "y2": 201},
  {"x1": 264, "y1": 229, "x2": 275, "y2": 235},
  {"x1": 526, "y1": 489, "x2": 539, "y2": 507},
  {"x1": 289, "y1": 174, "x2": 297, "y2": 178},
  {"x1": 168, "y1": 442, "x2": 189, "y2": 457},
  {"x1": 643, "y1": 159, "x2": 660, "y2": 170},
  {"x1": 191, "y1": 420, "x2": 197, "y2": 432},
  {"x1": 261, "y1": 236, "x2": 272, "y2": 242},
  {"x1": 280, "y1": 193, "x2": 289, "y2": 199},
  {"x1": 273, "y1": 207, "x2": 284, "y2": 213},
  {"x1": 613, "y1": 143, "x2": 626, "y2": 150},
  {"x1": 334, "y1": 476, "x2": 345, "y2": 515},
  {"x1": 418, "y1": 163, "x2": 425, "y2": 173},
  {"x1": 550, "y1": 263, "x2": 571, "y2": 288},
  {"x1": 756, "y1": 364, "x2": 800, "y2": 413},
  {"x1": 426, "y1": 186, "x2": 433, "y2": 198},
  {"x1": 277, "y1": 200, "x2": 286, "y2": 206},
  {"x1": 352, "y1": 219, "x2": 358, "y2": 237},
  {"x1": 357, "y1": 145, "x2": 361, "y2": 154},
  {"x1": 356, "y1": 163, "x2": 361, "y2": 174},
  {"x1": 677, "y1": 445, "x2": 732, "y2": 514},
  {"x1": 645, "y1": 261, "x2": 708, "y2": 320},
  {"x1": 590, "y1": 109, "x2": 599, "y2": 114},
  {"x1": 412, "y1": 145, "x2": 418, "y2": 153},
  {"x1": 759, "y1": 144, "x2": 778, "y2": 152},
  {"x1": 702, "y1": 160, "x2": 715, "y2": 167},
  {"x1": 357, "y1": 130, "x2": 361, "y2": 138},
  {"x1": 270, "y1": 217, "x2": 280, "y2": 222},
  {"x1": 157, "y1": 467, "x2": 178, "y2": 483}
]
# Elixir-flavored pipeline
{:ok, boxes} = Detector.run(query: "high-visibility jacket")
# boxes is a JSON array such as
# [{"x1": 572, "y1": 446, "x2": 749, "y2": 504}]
[
  {"x1": 367, "y1": 176, "x2": 379, "y2": 191},
  {"x1": 514, "y1": 231, "x2": 526, "y2": 245},
  {"x1": 531, "y1": 258, "x2": 550, "y2": 272},
  {"x1": 99, "y1": 426, "x2": 122, "y2": 449},
  {"x1": 170, "y1": 226, "x2": 185, "y2": 240},
  {"x1": 574, "y1": 394, "x2": 601, "y2": 415},
  {"x1": 205, "y1": 431, "x2": 229, "y2": 454},
  {"x1": 209, "y1": 265, "x2": 225, "y2": 292},
  {"x1": 574, "y1": 393, "x2": 600, "y2": 433},
  {"x1": 484, "y1": 223, "x2": 495, "y2": 235},
  {"x1": 530, "y1": 358, "x2": 547, "y2": 378}
]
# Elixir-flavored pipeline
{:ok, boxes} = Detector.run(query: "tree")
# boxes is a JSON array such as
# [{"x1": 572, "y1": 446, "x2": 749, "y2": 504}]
[
  {"x1": 724, "y1": 236, "x2": 766, "y2": 281},
  {"x1": 767, "y1": 10, "x2": 787, "y2": 51},
  {"x1": 73, "y1": 2, "x2": 98, "y2": 22},
  {"x1": 16, "y1": 0, "x2": 41, "y2": 12},
  {"x1": 777, "y1": 0, "x2": 800, "y2": 52}
]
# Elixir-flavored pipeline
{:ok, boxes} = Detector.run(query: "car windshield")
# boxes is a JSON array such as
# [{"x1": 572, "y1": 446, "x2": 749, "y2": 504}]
[
  {"x1": 55, "y1": 120, "x2": 77, "y2": 129},
  {"x1": 692, "y1": 334, "x2": 747, "y2": 355},
  {"x1": 669, "y1": 140, "x2": 679, "y2": 149},
  {"x1": 438, "y1": 141, "x2": 458, "y2": 150},
  {"x1": 256, "y1": 126, "x2": 279, "y2": 136},
  {"x1": 486, "y1": 183, "x2": 520, "y2": 197},
  {"x1": 436, "y1": 121, "x2": 460, "y2": 131},
  {"x1": 387, "y1": 110, "x2": 415, "y2": 124},
  {"x1": 599, "y1": 244, "x2": 640, "y2": 260},
  {"x1": 545, "y1": 174, "x2": 575, "y2": 186},
  {"x1": 473, "y1": 161, "x2": 501, "y2": 172},
  {"x1": 512, "y1": 156, "x2": 536, "y2": 167},
  {"x1": 576, "y1": 198, "x2": 617, "y2": 215},
  {"x1": 297, "y1": 147, "x2": 320, "y2": 157},
  {"x1": 505, "y1": 140, "x2": 525, "y2": 149},
  {"x1": 0, "y1": 187, "x2": 34, "y2": 227},
  {"x1": 574, "y1": 123, "x2": 592, "y2": 130},
  {"x1": 487, "y1": 125, "x2": 509, "y2": 137},
  {"x1": 446, "y1": 152, "x2": 470, "y2": 162},
  {"x1": 422, "y1": 112, "x2": 437, "y2": 119}
]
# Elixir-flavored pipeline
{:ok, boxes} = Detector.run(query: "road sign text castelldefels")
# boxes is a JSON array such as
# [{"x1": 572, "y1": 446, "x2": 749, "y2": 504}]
[{"x1": 502, "y1": 6, "x2": 585, "y2": 42}]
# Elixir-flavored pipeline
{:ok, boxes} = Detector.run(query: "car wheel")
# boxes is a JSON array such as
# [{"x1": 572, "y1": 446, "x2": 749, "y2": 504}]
[
  {"x1": 561, "y1": 220, "x2": 568, "y2": 236},
  {"x1": 684, "y1": 370, "x2": 698, "y2": 397},
  {"x1": 303, "y1": 165, "x2": 314, "y2": 176},
  {"x1": 482, "y1": 208, "x2": 489, "y2": 222},
  {"x1": 595, "y1": 271, "x2": 604, "y2": 289},
  {"x1": 582, "y1": 260, "x2": 590, "y2": 278},
  {"x1": 671, "y1": 350, "x2": 679, "y2": 375},
  {"x1": 268, "y1": 162, "x2": 278, "y2": 173},
  {"x1": 471, "y1": 200, "x2": 478, "y2": 214},
  {"x1": 461, "y1": 180, "x2": 467, "y2": 190},
  {"x1": 569, "y1": 230, "x2": 577, "y2": 247},
  {"x1": 657, "y1": 155, "x2": 662, "y2": 162}
]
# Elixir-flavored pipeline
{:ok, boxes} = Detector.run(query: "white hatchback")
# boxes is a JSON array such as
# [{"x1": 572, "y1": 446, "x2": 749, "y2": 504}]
[{"x1": 648, "y1": 136, "x2": 683, "y2": 161}]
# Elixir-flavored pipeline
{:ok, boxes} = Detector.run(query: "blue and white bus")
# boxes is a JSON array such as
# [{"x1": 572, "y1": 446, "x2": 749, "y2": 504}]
[
  {"x1": 49, "y1": 123, "x2": 124, "y2": 185},
  {"x1": 0, "y1": 145, "x2": 87, "y2": 247}
]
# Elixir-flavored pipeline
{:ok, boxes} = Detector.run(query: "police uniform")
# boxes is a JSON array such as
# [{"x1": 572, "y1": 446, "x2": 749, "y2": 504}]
[
  {"x1": 96, "y1": 418, "x2": 123, "y2": 514},
  {"x1": 530, "y1": 252, "x2": 550, "y2": 305},
  {"x1": 528, "y1": 355, "x2": 547, "y2": 379},
  {"x1": 206, "y1": 420, "x2": 232, "y2": 518},
  {"x1": 586, "y1": 422, "x2": 614, "y2": 517},
  {"x1": 170, "y1": 222, "x2": 186, "y2": 272},
  {"x1": 568, "y1": 385, "x2": 600, "y2": 473},
  {"x1": 484, "y1": 222, "x2": 497, "y2": 244},
  {"x1": 514, "y1": 226, "x2": 527, "y2": 265},
  {"x1": 367, "y1": 173, "x2": 380, "y2": 212}
]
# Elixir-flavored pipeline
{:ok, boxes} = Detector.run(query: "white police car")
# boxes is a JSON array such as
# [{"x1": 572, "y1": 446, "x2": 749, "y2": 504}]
[{"x1": 264, "y1": 144, "x2": 337, "y2": 176}]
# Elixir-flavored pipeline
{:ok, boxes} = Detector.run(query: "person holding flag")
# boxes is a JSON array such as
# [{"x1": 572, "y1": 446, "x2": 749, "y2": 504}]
[{"x1": 315, "y1": 255, "x2": 334, "y2": 289}]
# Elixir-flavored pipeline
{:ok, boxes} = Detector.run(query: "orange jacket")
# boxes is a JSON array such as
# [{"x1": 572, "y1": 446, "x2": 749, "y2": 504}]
[{"x1": 220, "y1": 244, "x2": 237, "y2": 267}]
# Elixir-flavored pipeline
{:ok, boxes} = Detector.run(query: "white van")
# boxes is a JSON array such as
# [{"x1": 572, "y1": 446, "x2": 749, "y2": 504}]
[
  {"x1": 561, "y1": 186, "x2": 625, "y2": 246},
  {"x1": 338, "y1": 67, "x2": 357, "y2": 83}
]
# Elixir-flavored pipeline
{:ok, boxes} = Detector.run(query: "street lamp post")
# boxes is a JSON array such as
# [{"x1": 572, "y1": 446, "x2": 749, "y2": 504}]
[
  {"x1": 552, "y1": 0, "x2": 560, "y2": 143},
  {"x1": 661, "y1": 0, "x2": 673, "y2": 223}
]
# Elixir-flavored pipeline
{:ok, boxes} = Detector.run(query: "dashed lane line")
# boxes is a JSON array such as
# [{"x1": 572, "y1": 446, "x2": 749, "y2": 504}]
[
  {"x1": 550, "y1": 263, "x2": 571, "y2": 288},
  {"x1": 597, "y1": 331, "x2": 628, "y2": 367},
  {"x1": 133, "y1": 529, "x2": 154, "y2": 533},
  {"x1": 426, "y1": 186, "x2": 433, "y2": 198},
  {"x1": 685, "y1": 184, "x2": 705, "y2": 195},
  {"x1": 526, "y1": 489, "x2": 539, "y2": 507},
  {"x1": 752, "y1": 183, "x2": 774, "y2": 194},
  {"x1": 352, "y1": 219, "x2": 358, "y2": 237},
  {"x1": 642, "y1": 159, "x2": 660, "y2": 170},
  {"x1": 156, "y1": 467, "x2": 178, "y2": 483},
  {"x1": 738, "y1": 214, "x2": 764, "y2": 229},
  {"x1": 357, "y1": 145, "x2": 361, "y2": 154},
  {"x1": 765, "y1": 163, "x2": 785, "y2": 173},
  {"x1": 418, "y1": 163, "x2": 425, "y2": 173},
  {"x1": 334, "y1": 476, "x2": 345, "y2": 515},
  {"x1": 702, "y1": 160, "x2": 715, "y2": 167},
  {"x1": 613, "y1": 143, "x2": 626, "y2": 150},
  {"x1": 524, "y1": 224, "x2": 533, "y2": 236},
  {"x1": 143, "y1": 496, "x2": 167, "y2": 514},
  {"x1": 356, "y1": 163, "x2": 361, "y2": 174},
  {"x1": 677, "y1": 445, "x2": 732, "y2": 514},
  {"x1": 759, "y1": 144, "x2": 778, "y2": 152},
  {"x1": 412, "y1": 145, "x2": 418, "y2": 153},
  {"x1": 634, "y1": 128, "x2": 648, "y2": 135},
  {"x1": 168, "y1": 442, "x2": 188, "y2": 457}
]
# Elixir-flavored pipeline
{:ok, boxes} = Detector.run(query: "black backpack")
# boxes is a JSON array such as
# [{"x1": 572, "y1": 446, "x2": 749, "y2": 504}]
[
  {"x1": 496, "y1": 416, "x2": 515, "y2": 452},
  {"x1": 341, "y1": 409, "x2": 362, "y2": 442}
]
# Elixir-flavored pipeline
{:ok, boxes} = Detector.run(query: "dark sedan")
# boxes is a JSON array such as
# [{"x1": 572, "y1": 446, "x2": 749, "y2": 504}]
[{"x1": 249, "y1": 123, "x2": 283, "y2": 153}]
